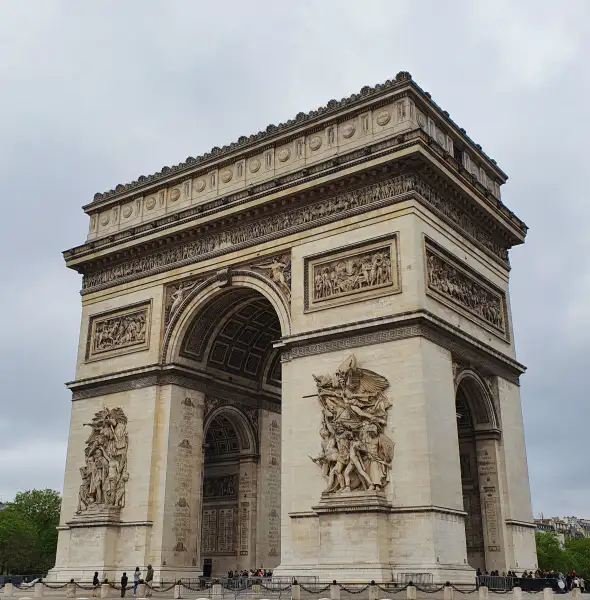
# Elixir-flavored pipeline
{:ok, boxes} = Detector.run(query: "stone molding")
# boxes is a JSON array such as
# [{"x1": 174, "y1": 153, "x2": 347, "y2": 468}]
[
  {"x1": 88, "y1": 72, "x2": 506, "y2": 209},
  {"x1": 80, "y1": 170, "x2": 510, "y2": 295},
  {"x1": 424, "y1": 237, "x2": 509, "y2": 341},
  {"x1": 85, "y1": 301, "x2": 151, "y2": 361},
  {"x1": 289, "y1": 504, "x2": 467, "y2": 519},
  {"x1": 303, "y1": 234, "x2": 401, "y2": 312},
  {"x1": 280, "y1": 310, "x2": 524, "y2": 384}
]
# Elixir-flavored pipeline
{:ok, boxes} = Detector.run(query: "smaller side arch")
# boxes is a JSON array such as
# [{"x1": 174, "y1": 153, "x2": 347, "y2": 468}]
[
  {"x1": 455, "y1": 368, "x2": 499, "y2": 431},
  {"x1": 204, "y1": 404, "x2": 258, "y2": 456}
]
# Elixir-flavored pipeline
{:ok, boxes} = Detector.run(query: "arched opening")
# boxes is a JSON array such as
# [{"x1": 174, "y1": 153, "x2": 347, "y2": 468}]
[
  {"x1": 171, "y1": 283, "x2": 283, "y2": 577},
  {"x1": 456, "y1": 382, "x2": 486, "y2": 571}
]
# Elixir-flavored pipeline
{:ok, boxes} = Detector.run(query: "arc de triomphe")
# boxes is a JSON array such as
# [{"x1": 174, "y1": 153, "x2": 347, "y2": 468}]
[{"x1": 50, "y1": 72, "x2": 537, "y2": 583}]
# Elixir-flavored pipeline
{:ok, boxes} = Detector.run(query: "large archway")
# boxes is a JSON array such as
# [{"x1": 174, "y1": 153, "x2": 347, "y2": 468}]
[
  {"x1": 170, "y1": 282, "x2": 284, "y2": 577},
  {"x1": 455, "y1": 370, "x2": 501, "y2": 573}
]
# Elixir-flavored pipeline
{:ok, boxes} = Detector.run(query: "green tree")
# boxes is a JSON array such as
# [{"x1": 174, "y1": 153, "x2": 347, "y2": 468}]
[
  {"x1": 0, "y1": 489, "x2": 61, "y2": 575},
  {"x1": 0, "y1": 505, "x2": 37, "y2": 574},
  {"x1": 536, "y1": 531, "x2": 567, "y2": 573}
]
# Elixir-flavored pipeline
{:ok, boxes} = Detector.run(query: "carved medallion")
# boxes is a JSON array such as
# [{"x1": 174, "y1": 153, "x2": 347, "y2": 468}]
[
  {"x1": 195, "y1": 178, "x2": 206, "y2": 192},
  {"x1": 221, "y1": 169, "x2": 233, "y2": 183},
  {"x1": 342, "y1": 123, "x2": 356, "y2": 139},
  {"x1": 309, "y1": 135, "x2": 322, "y2": 151},
  {"x1": 278, "y1": 147, "x2": 291, "y2": 162},
  {"x1": 249, "y1": 158, "x2": 261, "y2": 173},
  {"x1": 99, "y1": 214, "x2": 110, "y2": 226},
  {"x1": 169, "y1": 188, "x2": 181, "y2": 202},
  {"x1": 309, "y1": 355, "x2": 394, "y2": 494},
  {"x1": 145, "y1": 196, "x2": 156, "y2": 210},
  {"x1": 76, "y1": 407, "x2": 129, "y2": 514},
  {"x1": 122, "y1": 205, "x2": 133, "y2": 219},
  {"x1": 376, "y1": 111, "x2": 391, "y2": 126}
]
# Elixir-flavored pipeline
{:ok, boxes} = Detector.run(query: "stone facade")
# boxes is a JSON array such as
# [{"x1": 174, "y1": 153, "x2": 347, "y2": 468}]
[{"x1": 51, "y1": 72, "x2": 536, "y2": 583}]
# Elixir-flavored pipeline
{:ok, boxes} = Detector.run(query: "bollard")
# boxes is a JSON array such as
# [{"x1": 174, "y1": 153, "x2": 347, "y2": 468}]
[
  {"x1": 136, "y1": 583, "x2": 146, "y2": 599},
  {"x1": 4, "y1": 583, "x2": 14, "y2": 598},
  {"x1": 572, "y1": 589, "x2": 581, "y2": 600},
  {"x1": 252, "y1": 584, "x2": 261, "y2": 594},
  {"x1": 291, "y1": 584, "x2": 301, "y2": 600},
  {"x1": 66, "y1": 583, "x2": 76, "y2": 599},
  {"x1": 100, "y1": 584, "x2": 110, "y2": 598},
  {"x1": 543, "y1": 588, "x2": 553, "y2": 600},
  {"x1": 369, "y1": 582, "x2": 378, "y2": 600},
  {"x1": 34, "y1": 583, "x2": 44, "y2": 598},
  {"x1": 211, "y1": 583, "x2": 222, "y2": 600},
  {"x1": 173, "y1": 584, "x2": 182, "y2": 599},
  {"x1": 478, "y1": 585, "x2": 488, "y2": 600},
  {"x1": 407, "y1": 585, "x2": 417, "y2": 600},
  {"x1": 513, "y1": 587, "x2": 522, "y2": 600},
  {"x1": 443, "y1": 584, "x2": 454, "y2": 600},
  {"x1": 330, "y1": 583, "x2": 340, "y2": 600}
]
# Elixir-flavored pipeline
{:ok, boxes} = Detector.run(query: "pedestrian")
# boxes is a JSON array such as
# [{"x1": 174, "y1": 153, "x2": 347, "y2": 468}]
[
  {"x1": 121, "y1": 572, "x2": 128, "y2": 598},
  {"x1": 145, "y1": 565, "x2": 154, "y2": 597},
  {"x1": 92, "y1": 572, "x2": 100, "y2": 597},
  {"x1": 133, "y1": 568, "x2": 140, "y2": 597}
]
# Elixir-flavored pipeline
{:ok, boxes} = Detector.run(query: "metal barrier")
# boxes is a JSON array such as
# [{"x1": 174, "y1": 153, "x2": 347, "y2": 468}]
[{"x1": 477, "y1": 576, "x2": 514, "y2": 591}]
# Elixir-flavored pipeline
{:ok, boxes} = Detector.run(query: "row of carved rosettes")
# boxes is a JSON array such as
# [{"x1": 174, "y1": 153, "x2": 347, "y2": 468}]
[{"x1": 82, "y1": 172, "x2": 507, "y2": 293}]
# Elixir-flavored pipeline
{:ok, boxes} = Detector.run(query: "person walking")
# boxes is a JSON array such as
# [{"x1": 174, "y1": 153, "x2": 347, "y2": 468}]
[
  {"x1": 145, "y1": 565, "x2": 154, "y2": 597},
  {"x1": 92, "y1": 572, "x2": 100, "y2": 597},
  {"x1": 133, "y1": 568, "x2": 141, "y2": 597},
  {"x1": 121, "y1": 572, "x2": 128, "y2": 598}
]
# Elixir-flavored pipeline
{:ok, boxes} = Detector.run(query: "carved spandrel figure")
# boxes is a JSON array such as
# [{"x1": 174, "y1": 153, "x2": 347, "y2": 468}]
[
  {"x1": 253, "y1": 255, "x2": 291, "y2": 295},
  {"x1": 309, "y1": 355, "x2": 394, "y2": 494}
]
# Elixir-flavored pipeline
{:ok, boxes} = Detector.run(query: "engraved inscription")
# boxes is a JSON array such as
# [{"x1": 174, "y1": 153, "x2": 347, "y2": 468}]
[
  {"x1": 425, "y1": 241, "x2": 506, "y2": 335},
  {"x1": 203, "y1": 475, "x2": 237, "y2": 499}
]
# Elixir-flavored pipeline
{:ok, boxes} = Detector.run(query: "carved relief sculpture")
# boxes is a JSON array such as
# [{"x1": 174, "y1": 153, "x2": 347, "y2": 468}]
[
  {"x1": 87, "y1": 303, "x2": 151, "y2": 360},
  {"x1": 250, "y1": 253, "x2": 291, "y2": 298},
  {"x1": 425, "y1": 241, "x2": 507, "y2": 336},
  {"x1": 309, "y1": 355, "x2": 394, "y2": 493},
  {"x1": 164, "y1": 277, "x2": 201, "y2": 325},
  {"x1": 305, "y1": 236, "x2": 400, "y2": 311},
  {"x1": 77, "y1": 407, "x2": 129, "y2": 514}
]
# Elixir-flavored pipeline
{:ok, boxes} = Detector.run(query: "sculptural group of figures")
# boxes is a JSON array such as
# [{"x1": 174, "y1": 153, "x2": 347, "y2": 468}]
[
  {"x1": 77, "y1": 407, "x2": 129, "y2": 513},
  {"x1": 426, "y1": 252, "x2": 504, "y2": 329},
  {"x1": 310, "y1": 355, "x2": 394, "y2": 493},
  {"x1": 93, "y1": 313, "x2": 146, "y2": 352},
  {"x1": 314, "y1": 249, "x2": 392, "y2": 301}
]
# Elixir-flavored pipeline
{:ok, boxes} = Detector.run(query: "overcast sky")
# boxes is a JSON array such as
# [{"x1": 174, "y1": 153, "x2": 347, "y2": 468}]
[{"x1": 0, "y1": 1, "x2": 588, "y2": 518}]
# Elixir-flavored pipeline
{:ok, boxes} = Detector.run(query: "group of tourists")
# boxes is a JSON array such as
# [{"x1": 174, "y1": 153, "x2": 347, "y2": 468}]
[
  {"x1": 91, "y1": 565, "x2": 154, "y2": 598},
  {"x1": 226, "y1": 569, "x2": 273, "y2": 578},
  {"x1": 477, "y1": 567, "x2": 586, "y2": 592}
]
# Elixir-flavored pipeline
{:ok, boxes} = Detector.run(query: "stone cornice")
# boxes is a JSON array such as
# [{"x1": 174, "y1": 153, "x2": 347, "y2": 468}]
[
  {"x1": 73, "y1": 165, "x2": 521, "y2": 296},
  {"x1": 68, "y1": 311, "x2": 524, "y2": 401},
  {"x1": 278, "y1": 309, "x2": 525, "y2": 384},
  {"x1": 65, "y1": 131, "x2": 525, "y2": 267},
  {"x1": 87, "y1": 72, "x2": 507, "y2": 209}
]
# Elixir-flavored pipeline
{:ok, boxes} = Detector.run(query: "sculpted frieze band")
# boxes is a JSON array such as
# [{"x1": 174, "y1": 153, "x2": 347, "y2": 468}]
[
  {"x1": 425, "y1": 240, "x2": 507, "y2": 337},
  {"x1": 82, "y1": 173, "x2": 507, "y2": 293},
  {"x1": 309, "y1": 355, "x2": 394, "y2": 493}
]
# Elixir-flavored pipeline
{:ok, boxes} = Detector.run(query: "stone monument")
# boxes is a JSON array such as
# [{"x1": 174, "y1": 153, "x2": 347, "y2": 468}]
[{"x1": 49, "y1": 72, "x2": 537, "y2": 583}]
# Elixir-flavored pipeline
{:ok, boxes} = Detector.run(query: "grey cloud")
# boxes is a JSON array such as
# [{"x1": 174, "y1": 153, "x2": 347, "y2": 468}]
[{"x1": 0, "y1": 0, "x2": 588, "y2": 514}]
